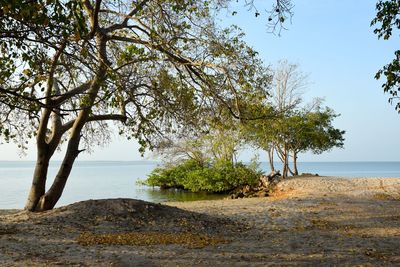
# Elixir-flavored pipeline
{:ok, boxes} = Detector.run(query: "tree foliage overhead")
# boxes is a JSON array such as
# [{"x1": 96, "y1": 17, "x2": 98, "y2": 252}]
[
  {"x1": 371, "y1": 0, "x2": 400, "y2": 111},
  {"x1": 0, "y1": 0, "x2": 270, "y2": 151}
]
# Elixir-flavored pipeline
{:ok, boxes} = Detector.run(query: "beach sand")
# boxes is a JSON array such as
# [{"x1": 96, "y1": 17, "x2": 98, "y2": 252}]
[{"x1": 1, "y1": 176, "x2": 400, "y2": 266}]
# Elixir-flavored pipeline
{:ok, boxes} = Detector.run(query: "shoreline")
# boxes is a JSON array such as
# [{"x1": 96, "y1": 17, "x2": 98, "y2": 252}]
[
  {"x1": 0, "y1": 176, "x2": 400, "y2": 211},
  {"x1": 1, "y1": 176, "x2": 400, "y2": 266}
]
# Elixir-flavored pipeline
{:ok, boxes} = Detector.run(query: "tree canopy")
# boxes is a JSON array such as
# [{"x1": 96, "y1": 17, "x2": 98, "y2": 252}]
[{"x1": 371, "y1": 0, "x2": 400, "y2": 111}]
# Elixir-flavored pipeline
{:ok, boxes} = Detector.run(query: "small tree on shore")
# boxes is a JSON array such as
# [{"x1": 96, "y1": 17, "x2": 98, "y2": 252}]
[
  {"x1": 243, "y1": 60, "x2": 306, "y2": 173},
  {"x1": 243, "y1": 61, "x2": 345, "y2": 177},
  {"x1": 247, "y1": 106, "x2": 345, "y2": 178},
  {"x1": 283, "y1": 108, "x2": 345, "y2": 176}
]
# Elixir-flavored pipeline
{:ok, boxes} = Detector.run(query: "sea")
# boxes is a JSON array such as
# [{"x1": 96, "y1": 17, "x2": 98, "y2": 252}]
[{"x1": 1, "y1": 161, "x2": 400, "y2": 209}]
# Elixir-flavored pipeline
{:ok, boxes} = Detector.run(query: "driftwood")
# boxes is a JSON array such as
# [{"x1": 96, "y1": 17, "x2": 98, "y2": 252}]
[
  {"x1": 230, "y1": 171, "x2": 282, "y2": 199},
  {"x1": 258, "y1": 170, "x2": 281, "y2": 188}
]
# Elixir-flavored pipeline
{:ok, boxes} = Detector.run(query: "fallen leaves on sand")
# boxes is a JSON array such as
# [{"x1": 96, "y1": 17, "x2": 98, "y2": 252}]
[
  {"x1": 373, "y1": 193, "x2": 400, "y2": 201},
  {"x1": 77, "y1": 231, "x2": 228, "y2": 248},
  {"x1": 0, "y1": 226, "x2": 18, "y2": 235},
  {"x1": 309, "y1": 219, "x2": 356, "y2": 234},
  {"x1": 364, "y1": 248, "x2": 390, "y2": 260},
  {"x1": 310, "y1": 219, "x2": 337, "y2": 230}
]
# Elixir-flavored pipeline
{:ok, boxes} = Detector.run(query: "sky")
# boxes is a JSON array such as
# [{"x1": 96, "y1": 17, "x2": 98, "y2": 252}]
[{"x1": 0, "y1": 0, "x2": 399, "y2": 162}]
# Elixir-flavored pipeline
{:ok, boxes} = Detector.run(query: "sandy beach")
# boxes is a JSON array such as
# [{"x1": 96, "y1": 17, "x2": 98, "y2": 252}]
[{"x1": 1, "y1": 176, "x2": 400, "y2": 266}]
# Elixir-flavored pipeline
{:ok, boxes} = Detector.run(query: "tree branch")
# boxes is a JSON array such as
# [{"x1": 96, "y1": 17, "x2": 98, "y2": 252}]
[
  {"x1": 60, "y1": 114, "x2": 127, "y2": 136},
  {"x1": 51, "y1": 81, "x2": 92, "y2": 105},
  {"x1": 37, "y1": 41, "x2": 67, "y2": 147},
  {"x1": 105, "y1": 0, "x2": 151, "y2": 33}
]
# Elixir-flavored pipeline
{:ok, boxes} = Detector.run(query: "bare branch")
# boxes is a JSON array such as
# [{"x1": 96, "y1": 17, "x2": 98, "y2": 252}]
[
  {"x1": 51, "y1": 81, "x2": 92, "y2": 106},
  {"x1": 105, "y1": 0, "x2": 151, "y2": 33}
]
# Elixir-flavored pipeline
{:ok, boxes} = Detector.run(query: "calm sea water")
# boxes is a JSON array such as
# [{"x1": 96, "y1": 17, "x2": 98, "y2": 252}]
[{"x1": 0, "y1": 161, "x2": 399, "y2": 209}]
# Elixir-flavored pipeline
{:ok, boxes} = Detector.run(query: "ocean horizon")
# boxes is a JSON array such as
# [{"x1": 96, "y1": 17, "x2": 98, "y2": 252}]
[{"x1": 1, "y1": 160, "x2": 400, "y2": 209}]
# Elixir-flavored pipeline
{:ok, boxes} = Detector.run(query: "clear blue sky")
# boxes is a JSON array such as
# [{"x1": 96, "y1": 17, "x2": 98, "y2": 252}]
[{"x1": 1, "y1": 0, "x2": 399, "y2": 161}]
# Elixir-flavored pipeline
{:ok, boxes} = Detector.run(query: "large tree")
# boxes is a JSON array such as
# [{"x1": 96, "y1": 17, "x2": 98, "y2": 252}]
[{"x1": 0, "y1": 0, "x2": 282, "y2": 211}]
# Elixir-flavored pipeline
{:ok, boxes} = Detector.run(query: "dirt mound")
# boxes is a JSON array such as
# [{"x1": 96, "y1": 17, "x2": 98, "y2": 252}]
[{"x1": 1, "y1": 199, "x2": 243, "y2": 236}]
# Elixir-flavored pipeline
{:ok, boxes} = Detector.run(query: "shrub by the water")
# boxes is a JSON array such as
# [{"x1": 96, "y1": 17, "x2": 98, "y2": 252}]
[{"x1": 143, "y1": 159, "x2": 262, "y2": 193}]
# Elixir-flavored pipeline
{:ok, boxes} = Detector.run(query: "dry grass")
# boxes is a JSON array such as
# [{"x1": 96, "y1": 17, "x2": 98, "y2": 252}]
[{"x1": 77, "y1": 231, "x2": 228, "y2": 248}]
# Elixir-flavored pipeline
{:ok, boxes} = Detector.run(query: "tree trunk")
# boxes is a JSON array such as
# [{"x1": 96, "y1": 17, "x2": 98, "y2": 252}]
[
  {"x1": 31, "y1": 91, "x2": 97, "y2": 211},
  {"x1": 24, "y1": 105, "x2": 53, "y2": 211},
  {"x1": 275, "y1": 144, "x2": 288, "y2": 178},
  {"x1": 24, "y1": 151, "x2": 50, "y2": 211},
  {"x1": 35, "y1": 149, "x2": 80, "y2": 211},
  {"x1": 288, "y1": 165, "x2": 295, "y2": 176},
  {"x1": 25, "y1": 109, "x2": 66, "y2": 211},
  {"x1": 282, "y1": 145, "x2": 289, "y2": 178},
  {"x1": 268, "y1": 146, "x2": 275, "y2": 172},
  {"x1": 24, "y1": 119, "x2": 84, "y2": 211},
  {"x1": 24, "y1": 43, "x2": 65, "y2": 211},
  {"x1": 293, "y1": 151, "x2": 299, "y2": 176},
  {"x1": 24, "y1": 32, "x2": 108, "y2": 211}
]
